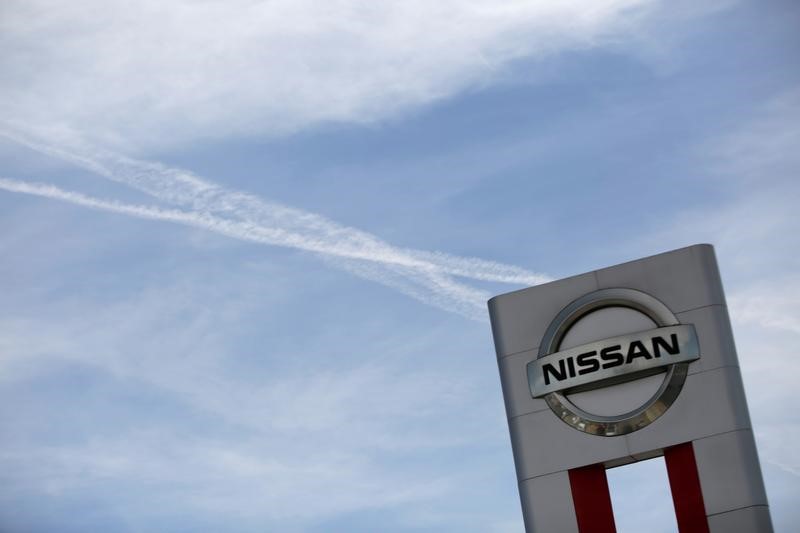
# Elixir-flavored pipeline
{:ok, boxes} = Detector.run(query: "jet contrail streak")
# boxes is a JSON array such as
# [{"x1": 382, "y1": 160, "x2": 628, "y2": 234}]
[
  {"x1": 0, "y1": 177, "x2": 492, "y2": 320},
  {"x1": 0, "y1": 128, "x2": 550, "y2": 287}
]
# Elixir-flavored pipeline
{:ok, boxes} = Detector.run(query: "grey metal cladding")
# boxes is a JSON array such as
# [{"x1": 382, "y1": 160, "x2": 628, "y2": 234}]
[
  {"x1": 593, "y1": 244, "x2": 726, "y2": 313},
  {"x1": 488, "y1": 271, "x2": 597, "y2": 358}
]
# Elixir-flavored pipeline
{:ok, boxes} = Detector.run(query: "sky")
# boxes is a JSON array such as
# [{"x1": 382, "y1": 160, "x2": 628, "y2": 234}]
[{"x1": 0, "y1": 0, "x2": 798, "y2": 531}]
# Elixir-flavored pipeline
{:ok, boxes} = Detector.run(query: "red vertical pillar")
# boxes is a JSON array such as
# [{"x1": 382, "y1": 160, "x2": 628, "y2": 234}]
[
  {"x1": 568, "y1": 464, "x2": 617, "y2": 533},
  {"x1": 664, "y1": 442, "x2": 710, "y2": 533}
]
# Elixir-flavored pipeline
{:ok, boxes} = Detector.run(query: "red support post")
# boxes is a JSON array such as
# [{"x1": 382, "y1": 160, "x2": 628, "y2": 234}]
[
  {"x1": 664, "y1": 442, "x2": 710, "y2": 533},
  {"x1": 569, "y1": 463, "x2": 617, "y2": 533}
]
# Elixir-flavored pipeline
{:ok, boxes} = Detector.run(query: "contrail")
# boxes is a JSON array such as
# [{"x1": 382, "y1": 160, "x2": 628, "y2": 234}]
[
  {"x1": 0, "y1": 177, "x2": 493, "y2": 320},
  {"x1": 0, "y1": 127, "x2": 550, "y2": 287},
  {"x1": 0, "y1": 127, "x2": 550, "y2": 321},
  {"x1": 0, "y1": 178, "x2": 312, "y2": 245}
]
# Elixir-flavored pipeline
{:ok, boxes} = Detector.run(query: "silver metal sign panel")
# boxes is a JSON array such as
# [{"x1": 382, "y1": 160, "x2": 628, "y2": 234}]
[
  {"x1": 487, "y1": 245, "x2": 773, "y2": 532},
  {"x1": 528, "y1": 324, "x2": 700, "y2": 398}
]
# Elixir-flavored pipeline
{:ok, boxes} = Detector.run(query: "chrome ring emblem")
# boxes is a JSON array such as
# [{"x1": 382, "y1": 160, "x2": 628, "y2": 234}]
[{"x1": 528, "y1": 288, "x2": 699, "y2": 436}]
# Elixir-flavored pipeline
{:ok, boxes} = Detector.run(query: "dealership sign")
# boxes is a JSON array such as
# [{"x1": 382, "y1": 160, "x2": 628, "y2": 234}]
[{"x1": 487, "y1": 245, "x2": 773, "y2": 532}]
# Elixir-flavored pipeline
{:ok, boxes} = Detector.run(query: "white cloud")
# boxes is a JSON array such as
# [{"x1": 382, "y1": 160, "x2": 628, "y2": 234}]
[{"x1": 1, "y1": 0, "x2": 653, "y2": 151}]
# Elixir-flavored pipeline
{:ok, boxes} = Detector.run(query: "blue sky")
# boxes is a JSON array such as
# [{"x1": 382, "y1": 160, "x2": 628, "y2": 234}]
[{"x1": 1, "y1": 1, "x2": 798, "y2": 531}]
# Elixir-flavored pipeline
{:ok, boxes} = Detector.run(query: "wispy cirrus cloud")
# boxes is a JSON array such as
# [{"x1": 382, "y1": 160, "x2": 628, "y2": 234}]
[{"x1": 0, "y1": 0, "x2": 655, "y2": 151}]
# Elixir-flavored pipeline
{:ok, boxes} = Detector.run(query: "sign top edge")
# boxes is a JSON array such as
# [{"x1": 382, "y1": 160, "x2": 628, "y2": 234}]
[{"x1": 487, "y1": 243, "x2": 715, "y2": 307}]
